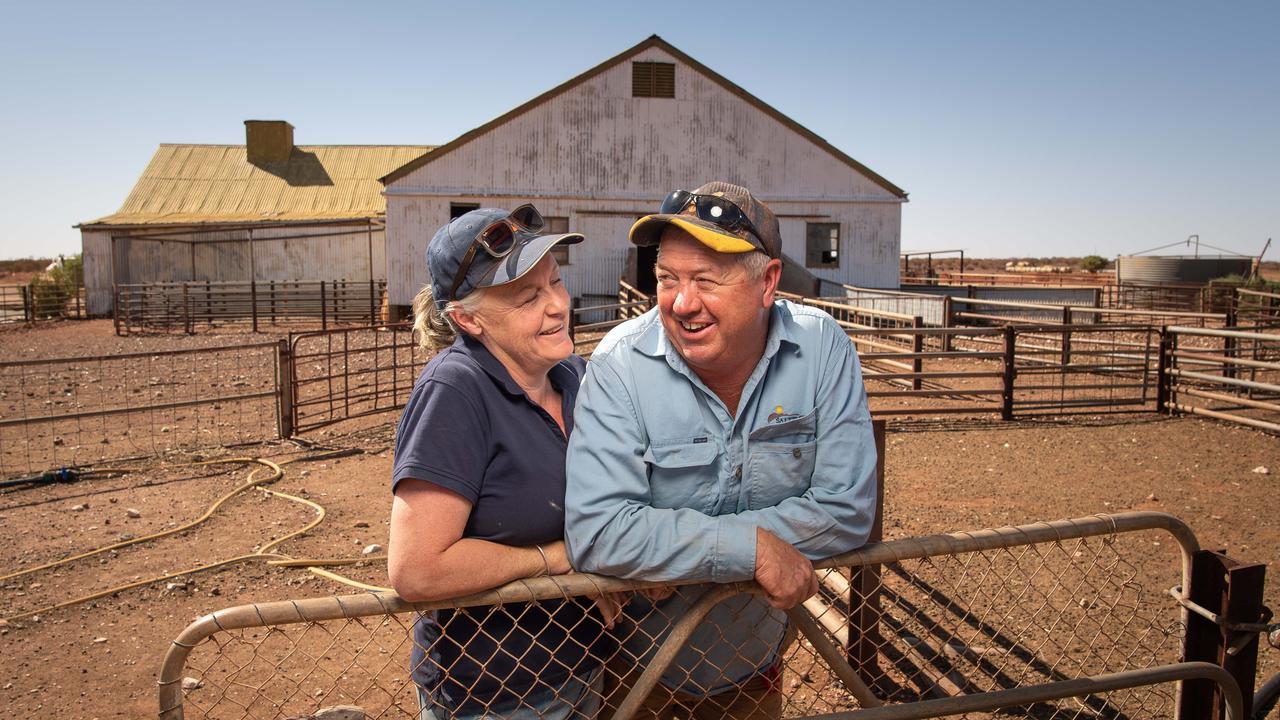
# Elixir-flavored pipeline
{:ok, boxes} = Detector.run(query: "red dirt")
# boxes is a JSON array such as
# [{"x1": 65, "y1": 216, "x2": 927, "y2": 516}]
[{"x1": 0, "y1": 319, "x2": 1276, "y2": 718}]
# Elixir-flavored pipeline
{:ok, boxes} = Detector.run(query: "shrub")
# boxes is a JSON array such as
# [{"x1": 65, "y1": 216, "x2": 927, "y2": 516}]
[
  {"x1": 26, "y1": 255, "x2": 83, "y2": 319},
  {"x1": 1079, "y1": 255, "x2": 1108, "y2": 272}
]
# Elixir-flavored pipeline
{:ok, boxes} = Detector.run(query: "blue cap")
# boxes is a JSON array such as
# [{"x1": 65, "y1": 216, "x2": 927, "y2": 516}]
[{"x1": 426, "y1": 208, "x2": 584, "y2": 308}]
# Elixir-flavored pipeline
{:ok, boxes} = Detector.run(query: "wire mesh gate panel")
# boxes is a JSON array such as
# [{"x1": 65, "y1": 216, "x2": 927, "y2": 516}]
[
  {"x1": 0, "y1": 343, "x2": 280, "y2": 480},
  {"x1": 159, "y1": 512, "x2": 1228, "y2": 720},
  {"x1": 1011, "y1": 325, "x2": 1161, "y2": 415},
  {"x1": 288, "y1": 325, "x2": 428, "y2": 435}
]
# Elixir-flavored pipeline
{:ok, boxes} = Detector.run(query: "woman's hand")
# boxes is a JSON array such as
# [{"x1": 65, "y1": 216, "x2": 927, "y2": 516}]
[{"x1": 538, "y1": 540, "x2": 573, "y2": 576}]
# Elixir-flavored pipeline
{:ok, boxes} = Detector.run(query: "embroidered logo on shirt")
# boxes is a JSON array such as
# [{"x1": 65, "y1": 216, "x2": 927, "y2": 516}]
[{"x1": 767, "y1": 405, "x2": 801, "y2": 424}]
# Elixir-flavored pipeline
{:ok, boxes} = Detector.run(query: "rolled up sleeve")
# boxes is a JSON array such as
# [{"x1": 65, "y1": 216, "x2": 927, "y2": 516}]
[{"x1": 564, "y1": 359, "x2": 757, "y2": 583}]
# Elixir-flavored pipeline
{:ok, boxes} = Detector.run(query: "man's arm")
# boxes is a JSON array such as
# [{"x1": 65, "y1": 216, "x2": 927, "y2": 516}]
[
  {"x1": 564, "y1": 359, "x2": 759, "y2": 584},
  {"x1": 736, "y1": 326, "x2": 878, "y2": 560}
]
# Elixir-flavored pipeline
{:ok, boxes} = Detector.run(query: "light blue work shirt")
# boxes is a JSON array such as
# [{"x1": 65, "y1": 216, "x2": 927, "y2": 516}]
[{"x1": 564, "y1": 299, "x2": 877, "y2": 696}]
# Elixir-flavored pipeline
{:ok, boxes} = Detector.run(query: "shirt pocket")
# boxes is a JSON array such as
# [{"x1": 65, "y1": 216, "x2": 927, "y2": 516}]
[
  {"x1": 643, "y1": 438, "x2": 718, "y2": 512},
  {"x1": 746, "y1": 410, "x2": 818, "y2": 510}
]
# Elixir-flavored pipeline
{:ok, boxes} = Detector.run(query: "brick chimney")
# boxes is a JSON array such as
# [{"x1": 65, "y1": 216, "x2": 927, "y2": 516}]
[{"x1": 244, "y1": 120, "x2": 294, "y2": 164}]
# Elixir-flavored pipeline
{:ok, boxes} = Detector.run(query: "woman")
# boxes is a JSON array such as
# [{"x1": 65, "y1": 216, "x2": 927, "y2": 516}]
[{"x1": 388, "y1": 206, "x2": 619, "y2": 719}]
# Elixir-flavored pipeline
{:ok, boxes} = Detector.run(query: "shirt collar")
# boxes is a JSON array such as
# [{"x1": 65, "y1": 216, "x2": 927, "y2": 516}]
[
  {"x1": 455, "y1": 333, "x2": 579, "y2": 399},
  {"x1": 634, "y1": 300, "x2": 803, "y2": 362}
]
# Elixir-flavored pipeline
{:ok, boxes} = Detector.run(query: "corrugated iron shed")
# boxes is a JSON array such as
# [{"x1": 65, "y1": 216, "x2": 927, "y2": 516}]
[{"x1": 82, "y1": 144, "x2": 433, "y2": 226}]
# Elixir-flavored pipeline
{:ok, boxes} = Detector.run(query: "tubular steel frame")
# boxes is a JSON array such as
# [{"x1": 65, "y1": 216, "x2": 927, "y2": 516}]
[{"x1": 157, "y1": 511, "x2": 1228, "y2": 720}]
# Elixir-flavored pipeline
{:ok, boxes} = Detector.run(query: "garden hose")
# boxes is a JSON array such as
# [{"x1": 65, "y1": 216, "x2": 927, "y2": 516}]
[{"x1": 1, "y1": 453, "x2": 392, "y2": 622}]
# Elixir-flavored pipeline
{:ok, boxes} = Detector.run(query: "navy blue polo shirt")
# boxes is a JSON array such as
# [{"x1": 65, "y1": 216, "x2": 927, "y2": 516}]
[{"x1": 392, "y1": 333, "x2": 607, "y2": 711}]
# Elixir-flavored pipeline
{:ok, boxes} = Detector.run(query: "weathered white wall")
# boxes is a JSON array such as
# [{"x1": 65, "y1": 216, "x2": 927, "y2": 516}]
[
  {"x1": 384, "y1": 45, "x2": 904, "y2": 306},
  {"x1": 81, "y1": 223, "x2": 386, "y2": 313}
]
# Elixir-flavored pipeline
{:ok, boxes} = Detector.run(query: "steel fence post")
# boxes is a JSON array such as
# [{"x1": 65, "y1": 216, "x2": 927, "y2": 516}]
[
  {"x1": 846, "y1": 419, "x2": 885, "y2": 687},
  {"x1": 941, "y1": 295, "x2": 953, "y2": 352},
  {"x1": 911, "y1": 316, "x2": 923, "y2": 390},
  {"x1": 275, "y1": 339, "x2": 295, "y2": 438},
  {"x1": 1001, "y1": 325, "x2": 1016, "y2": 420},
  {"x1": 1156, "y1": 328, "x2": 1171, "y2": 414},
  {"x1": 320, "y1": 280, "x2": 328, "y2": 331},
  {"x1": 568, "y1": 296, "x2": 580, "y2": 341},
  {"x1": 1061, "y1": 307, "x2": 1073, "y2": 366},
  {"x1": 251, "y1": 279, "x2": 259, "y2": 333},
  {"x1": 21, "y1": 285, "x2": 32, "y2": 323},
  {"x1": 1177, "y1": 550, "x2": 1266, "y2": 720}
]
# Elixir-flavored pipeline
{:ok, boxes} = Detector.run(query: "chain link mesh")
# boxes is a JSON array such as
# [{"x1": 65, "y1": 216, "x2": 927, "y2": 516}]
[{"x1": 162, "y1": 515, "x2": 1195, "y2": 720}]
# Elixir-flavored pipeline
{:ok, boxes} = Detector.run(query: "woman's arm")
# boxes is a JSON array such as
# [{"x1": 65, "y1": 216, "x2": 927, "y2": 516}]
[{"x1": 388, "y1": 478, "x2": 571, "y2": 602}]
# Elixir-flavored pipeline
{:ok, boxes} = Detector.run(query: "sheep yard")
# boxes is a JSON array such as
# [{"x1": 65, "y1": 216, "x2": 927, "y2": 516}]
[{"x1": 0, "y1": 318, "x2": 1277, "y2": 718}]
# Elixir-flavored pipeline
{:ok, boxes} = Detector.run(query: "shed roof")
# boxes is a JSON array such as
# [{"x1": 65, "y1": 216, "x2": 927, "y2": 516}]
[
  {"x1": 82, "y1": 144, "x2": 434, "y2": 226},
  {"x1": 381, "y1": 35, "x2": 906, "y2": 199}
]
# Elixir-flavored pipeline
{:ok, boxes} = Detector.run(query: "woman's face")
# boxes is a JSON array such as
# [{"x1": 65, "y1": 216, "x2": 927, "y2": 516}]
[{"x1": 468, "y1": 255, "x2": 573, "y2": 377}]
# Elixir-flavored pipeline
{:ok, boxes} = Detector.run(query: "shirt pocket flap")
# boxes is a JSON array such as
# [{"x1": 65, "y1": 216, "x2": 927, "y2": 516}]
[
  {"x1": 643, "y1": 440, "x2": 718, "y2": 468},
  {"x1": 748, "y1": 408, "x2": 817, "y2": 442}
]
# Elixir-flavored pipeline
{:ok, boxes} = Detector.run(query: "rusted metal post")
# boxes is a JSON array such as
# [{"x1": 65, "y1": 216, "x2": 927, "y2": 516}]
[
  {"x1": 1156, "y1": 329, "x2": 1171, "y2": 414},
  {"x1": 251, "y1": 279, "x2": 259, "y2": 333},
  {"x1": 568, "y1": 296, "x2": 580, "y2": 341},
  {"x1": 911, "y1": 316, "x2": 924, "y2": 391},
  {"x1": 320, "y1": 280, "x2": 328, "y2": 331},
  {"x1": 275, "y1": 339, "x2": 295, "y2": 438},
  {"x1": 1061, "y1": 307, "x2": 1073, "y2": 366},
  {"x1": 21, "y1": 285, "x2": 32, "y2": 323},
  {"x1": 941, "y1": 295, "x2": 953, "y2": 352},
  {"x1": 182, "y1": 284, "x2": 192, "y2": 334},
  {"x1": 1177, "y1": 550, "x2": 1266, "y2": 720},
  {"x1": 1001, "y1": 325, "x2": 1016, "y2": 420},
  {"x1": 845, "y1": 419, "x2": 885, "y2": 687},
  {"x1": 368, "y1": 278, "x2": 377, "y2": 327}
]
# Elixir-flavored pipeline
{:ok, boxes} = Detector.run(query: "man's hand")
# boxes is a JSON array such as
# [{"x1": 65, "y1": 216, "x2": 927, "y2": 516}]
[{"x1": 754, "y1": 527, "x2": 818, "y2": 609}]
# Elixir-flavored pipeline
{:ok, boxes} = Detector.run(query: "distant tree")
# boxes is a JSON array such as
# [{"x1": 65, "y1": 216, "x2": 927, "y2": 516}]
[{"x1": 1079, "y1": 255, "x2": 1108, "y2": 272}]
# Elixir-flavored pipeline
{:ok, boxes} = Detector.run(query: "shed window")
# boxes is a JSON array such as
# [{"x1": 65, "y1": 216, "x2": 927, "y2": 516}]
[
  {"x1": 546, "y1": 217, "x2": 572, "y2": 265},
  {"x1": 806, "y1": 223, "x2": 840, "y2": 268},
  {"x1": 632, "y1": 62, "x2": 675, "y2": 98},
  {"x1": 450, "y1": 203, "x2": 479, "y2": 219}
]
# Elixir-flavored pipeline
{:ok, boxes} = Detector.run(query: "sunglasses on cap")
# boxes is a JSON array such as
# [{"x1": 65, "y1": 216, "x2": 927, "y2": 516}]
[
  {"x1": 659, "y1": 190, "x2": 763, "y2": 247},
  {"x1": 449, "y1": 204, "x2": 545, "y2": 301}
]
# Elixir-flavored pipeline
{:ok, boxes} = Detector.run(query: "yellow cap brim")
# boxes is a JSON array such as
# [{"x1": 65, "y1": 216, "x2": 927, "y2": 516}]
[{"x1": 628, "y1": 215, "x2": 757, "y2": 254}]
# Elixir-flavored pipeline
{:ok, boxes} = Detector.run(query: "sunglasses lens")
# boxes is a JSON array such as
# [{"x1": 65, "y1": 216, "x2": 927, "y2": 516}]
[
  {"x1": 509, "y1": 204, "x2": 545, "y2": 232},
  {"x1": 478, "y1": 221, "x2": 515, "y2": 254},
  {"x1": 695, "y1": 196, "x2": 745, "y2": 229},
  {"x1": 659, "y1": 190, "x2": 693, "y2": 215}
]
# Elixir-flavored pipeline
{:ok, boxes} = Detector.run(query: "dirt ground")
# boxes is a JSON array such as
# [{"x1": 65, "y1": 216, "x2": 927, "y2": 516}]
[{"x1": 0, "y1": 320, "x2": 1277, "y2": 718}]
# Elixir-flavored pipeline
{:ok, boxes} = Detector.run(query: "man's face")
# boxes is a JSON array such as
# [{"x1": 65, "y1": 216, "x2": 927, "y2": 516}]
[{"x1": 654, "y1": 228, "x2": 780, "y2": 379}]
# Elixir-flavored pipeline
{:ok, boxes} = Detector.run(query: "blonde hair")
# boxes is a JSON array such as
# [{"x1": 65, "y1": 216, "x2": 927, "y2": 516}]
[{"x1": 412, "y1": 284, "x2": 485, "y2": 352}]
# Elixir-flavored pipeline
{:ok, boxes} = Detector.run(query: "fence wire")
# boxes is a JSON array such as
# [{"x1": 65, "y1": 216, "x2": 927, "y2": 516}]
[
  {"x1": 162, "y1": 513, "x2": 1198, "y2": 720},
  {"x1": 0, "y1": 343, "x2": 279, "y2": 479}
]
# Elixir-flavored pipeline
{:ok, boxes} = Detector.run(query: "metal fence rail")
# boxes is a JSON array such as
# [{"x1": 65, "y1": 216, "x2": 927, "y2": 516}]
[
  {"x1": 0, "y1": 283, "x2": 88, "y2": 324},
  {"x1": 113, "y1": 280, "x2": 387, "y2": 335},
  {"x1": 158, "y1": 512, "x2": 1233, "y2": 720},
  {"x1": 1237, "y1": 288, "x2": 1280, "y2": 328},
  {"x1": 0, "y1": 343, "x2": 280, "y2": 480},
  {"x1": 287, "y1": 324, "x2": 427, "y2": 435},
  {"x1": 1166, "y1": 325, "x2": 1280, "y2": 433}
]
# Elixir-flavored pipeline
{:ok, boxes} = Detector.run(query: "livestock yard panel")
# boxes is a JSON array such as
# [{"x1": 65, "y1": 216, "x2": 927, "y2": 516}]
[
  {"x1": 0, "y1": 344, "x2": 279, "y2": 480},
  {"x1": 288, "y1": 324, "x2": 428, "y2": 435},
  {"x1": 1167, "y1": 326, "x2": 1280, "y2": 433},
  {"x1": 160, "y1": 513, "x2": 1235, "y2": 719}
]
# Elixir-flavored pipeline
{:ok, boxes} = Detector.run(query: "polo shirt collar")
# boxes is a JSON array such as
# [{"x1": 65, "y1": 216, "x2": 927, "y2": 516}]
[{"x1": 455, "y1": 333, "x2": 578, "y2": 399}]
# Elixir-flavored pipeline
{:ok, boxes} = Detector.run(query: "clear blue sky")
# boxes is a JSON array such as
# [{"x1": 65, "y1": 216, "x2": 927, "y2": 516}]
[{"x1": 1, "y1": 0, "x2": 1275, "y2": 260}]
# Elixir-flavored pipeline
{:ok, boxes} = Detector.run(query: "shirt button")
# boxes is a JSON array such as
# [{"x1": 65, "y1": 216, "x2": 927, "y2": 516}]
[
  {"x1": 792, "y1": 448, "x2": 803, "y2": 459},
  {"x1": 734, "y1": 466, "x2": 742, "y2": 480}
]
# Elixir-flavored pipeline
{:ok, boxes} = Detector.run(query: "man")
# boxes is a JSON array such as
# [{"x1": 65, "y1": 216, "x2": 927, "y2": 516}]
[{"x1": 564, "y1": 181, "x2": 878, "y2": 718}]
